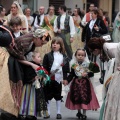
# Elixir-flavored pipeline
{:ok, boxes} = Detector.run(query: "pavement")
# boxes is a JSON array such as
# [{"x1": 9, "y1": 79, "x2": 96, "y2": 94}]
[{"x1": 37, "y1": 72, "x2": 103, "y2": 120}]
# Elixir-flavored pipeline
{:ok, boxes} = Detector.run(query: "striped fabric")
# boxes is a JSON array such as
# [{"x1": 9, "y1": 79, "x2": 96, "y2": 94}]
[{"x1": 19, "y1": 84, "x2": 36, "y2": 117}]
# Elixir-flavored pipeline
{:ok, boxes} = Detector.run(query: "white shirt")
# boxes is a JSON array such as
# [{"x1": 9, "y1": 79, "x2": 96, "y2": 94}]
[
  {"x1": 89, "y1": 19, "x2": 97, "y2": 31},
  {"x1": 81, "y1": 13, "x2": 92, "y2": 27},
  {"x1": 34, "y1": 14, "x2": 44, "y2": 29},
  {"x1": 14, "y1": 31, "x2": 21, "y2": 38},
  {"x1": 27, "y1": 16, "x2": 34, "y2": 25},
  {"x1": 51, "y1": 51, "x2": 63, "y2": 83},
  {"x1": 54, "y1": 13, "x2": 75, "y2": 37}
]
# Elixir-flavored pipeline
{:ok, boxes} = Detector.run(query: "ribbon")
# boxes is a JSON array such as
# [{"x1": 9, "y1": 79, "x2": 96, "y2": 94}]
[
  {"x1": 36, "y1": 66, "x2": 50, "y2": 85},
  {"x1": 44, "y1": 16, "x2": 54, "y2": 31},
  {"x1": 73, "y1": 17, "x2": 80, "y2": 33}
]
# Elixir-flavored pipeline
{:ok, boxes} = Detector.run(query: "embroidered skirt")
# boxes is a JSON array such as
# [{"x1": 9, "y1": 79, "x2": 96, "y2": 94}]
[{"x1": 65, "y1": 78, "x2": 100, "y2": 110}]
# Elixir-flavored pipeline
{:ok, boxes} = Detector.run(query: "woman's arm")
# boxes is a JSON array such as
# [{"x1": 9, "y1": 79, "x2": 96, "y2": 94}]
[{"x1": 18, "y1": 60, "x2": 39, "y2": 70}]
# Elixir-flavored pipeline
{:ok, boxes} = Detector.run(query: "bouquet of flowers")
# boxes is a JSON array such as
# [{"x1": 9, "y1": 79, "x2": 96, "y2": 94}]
[{"x1": 33, "y1": 66, "x2": 50, "y2": 89}]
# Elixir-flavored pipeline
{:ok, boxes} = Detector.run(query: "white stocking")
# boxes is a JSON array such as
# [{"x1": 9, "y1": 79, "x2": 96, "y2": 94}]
[
  {"x1": 47, "y1": 100, "x2": 51, "y2": 115},
  {"x1": 56, "y1": 100, "x2": 61, "y2": 114}
]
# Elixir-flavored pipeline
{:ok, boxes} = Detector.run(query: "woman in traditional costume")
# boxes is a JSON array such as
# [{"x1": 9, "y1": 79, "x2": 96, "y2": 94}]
[
  {"x1": 7, "y1": 1, "x2": 28, "y2": 34},
  {"x1": 87, "y1": 37, "x2": 119, "y2": 120},
  {"x1": 112, "y1": 12, "x2": 120, "y2": 43},
  {"x1": 72, "y1": 8, "x2": 84, "y2": 53},
  {"x1": 0, "y1": 27, "x2": 50, "y2": 120},
  {"x1": 37, "y1": 5, "x2": 57, "y2": 58}
]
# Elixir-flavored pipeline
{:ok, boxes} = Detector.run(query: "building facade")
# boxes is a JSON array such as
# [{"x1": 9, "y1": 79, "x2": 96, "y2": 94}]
[
  {"x1": 0, "y1": 0, "x2": 120, "y2": 24},
  {"x1": 0, "y1": 0, "x2": 84, "y2": 14}
]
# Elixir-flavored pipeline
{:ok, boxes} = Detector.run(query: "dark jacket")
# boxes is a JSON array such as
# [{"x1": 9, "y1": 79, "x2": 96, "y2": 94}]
[
  {"x1": 23, "y1": 61, "x2": 40, "y2": 84},
  {"x1": 82, "y1": 18, "x2": 108, "y2": 43},
  {"x1": 43, "y1": 51, "x2": 70, "y2": 80}
]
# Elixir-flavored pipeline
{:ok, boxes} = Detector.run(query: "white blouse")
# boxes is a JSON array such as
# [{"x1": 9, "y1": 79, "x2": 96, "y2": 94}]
[{"x1": 51, "y1": 51, "x2": 63, "y2": 83}]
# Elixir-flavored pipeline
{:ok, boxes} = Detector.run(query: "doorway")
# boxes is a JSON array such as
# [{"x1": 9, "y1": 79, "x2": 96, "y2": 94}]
[{"x1": 49, "y1": 0, "x2": 65, "y2": 15}]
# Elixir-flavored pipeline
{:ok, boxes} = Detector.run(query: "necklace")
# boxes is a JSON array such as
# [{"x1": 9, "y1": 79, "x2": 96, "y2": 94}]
[{"x1": 48, "y1": 14, "x2": 54, "y2": 20}]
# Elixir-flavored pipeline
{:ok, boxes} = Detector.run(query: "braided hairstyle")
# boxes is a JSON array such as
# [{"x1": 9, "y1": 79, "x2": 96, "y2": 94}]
[{"x1": 87, "y1": 37, "x2": 106, "y2": 51}]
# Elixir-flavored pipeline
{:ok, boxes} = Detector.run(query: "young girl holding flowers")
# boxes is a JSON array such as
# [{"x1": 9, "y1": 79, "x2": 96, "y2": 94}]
[{"x1": 63, "y1": 49, "x2": 100, "y2": 120}]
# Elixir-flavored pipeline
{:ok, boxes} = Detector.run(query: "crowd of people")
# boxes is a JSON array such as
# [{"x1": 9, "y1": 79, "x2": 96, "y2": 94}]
[{"x1": 0, "y1": 1, "x2": 120, "y2": 120}]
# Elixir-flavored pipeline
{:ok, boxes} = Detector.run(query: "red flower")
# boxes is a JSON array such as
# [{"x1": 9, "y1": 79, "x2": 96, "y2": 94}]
[
  {"x1": 94, "y1": 62, "x2": 99, "y2": 67},
  {"x1": 36, "y1": 66, "x2": 48, "y2": 74},
  {"x1": 61, "y1": 63, "x2": 64, "y2": 66}
]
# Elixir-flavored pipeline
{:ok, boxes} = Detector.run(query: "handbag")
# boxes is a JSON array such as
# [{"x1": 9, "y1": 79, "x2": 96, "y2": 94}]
[{"x1": 101, "y1": 33, "x2": 112, "y2": 42}]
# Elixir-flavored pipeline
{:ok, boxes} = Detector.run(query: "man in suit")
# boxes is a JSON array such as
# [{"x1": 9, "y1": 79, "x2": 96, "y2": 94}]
[{"x1": 34, "y1": 6, "x2": 45, "y2": 29}]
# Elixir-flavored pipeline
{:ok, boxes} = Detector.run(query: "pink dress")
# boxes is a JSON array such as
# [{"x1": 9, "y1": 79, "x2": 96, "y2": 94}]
[
  {"x1": 65, "y1": 80, "x2": 100, "y2": 110},
  {"x1": 65, "y1": 62, "x2": 100, "y2": 110}
]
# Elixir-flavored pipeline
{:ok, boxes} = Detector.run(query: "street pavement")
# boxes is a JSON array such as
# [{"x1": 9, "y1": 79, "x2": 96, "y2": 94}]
[{"x1": 37, "y1": 73, "x2": 103, "y2": 120}]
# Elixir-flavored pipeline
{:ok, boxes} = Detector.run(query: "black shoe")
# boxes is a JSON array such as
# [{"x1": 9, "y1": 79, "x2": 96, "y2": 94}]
[
  {"x1": 76, "y1": 112, "x2": 83, "y2": 119},
  {"x1": 56, "y1": 114, "x2": 62, "y2": 119},
  {"x1": 44, "y1": 115, "x2": 50, "y2": 119},
  {"x1": 18, "y1": 115, "x2": 26, "y2": 120},
  {"x1": 1, "y1": 113, "x2": 18, "y2": 120},
  {"x1": 25, "y1": 116, "x2": 37, "y2": 120},
  {"x1": 82, "y1": 115, "x2": 87, "y2": 120}
]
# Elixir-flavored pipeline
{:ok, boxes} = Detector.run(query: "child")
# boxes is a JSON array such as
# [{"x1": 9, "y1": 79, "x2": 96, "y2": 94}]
[
  {"x1": 63, "y1": 49, "x2": 100, "y2": 120},
  {"x1": 43, "y1": 37, "x2": 69, "y2": 119},
  {"x1": 19, "y1": 51, "x2": 49, "y2": 120},
  {"x1": 9, "y1": 16, "x2": 23, "y2": 38}
]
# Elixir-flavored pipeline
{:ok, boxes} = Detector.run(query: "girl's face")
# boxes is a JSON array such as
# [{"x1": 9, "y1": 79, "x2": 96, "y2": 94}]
[
  {"x1": 10, "y1": 24, "x2": 21, "y2": 33},
  {"x1": 32, "y1": 53, "x2": 42, "y2": 64},
  {"x1": 52, "y1": 42, "x2": 61, "y2": 52},
  {"x1": 76, "y1": 50, "x2": 86, "y2": 62},
  {"x1": 11, "y1": 4, "x2": 18, "y2": 15}
]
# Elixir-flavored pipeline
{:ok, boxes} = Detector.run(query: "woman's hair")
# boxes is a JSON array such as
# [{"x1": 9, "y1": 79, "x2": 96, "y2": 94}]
[
  {"x1": 48, "y1": 5, "x2": 55, "y2": 13},
  {"x1": 75, "y1": 48, "x2": 86, "y2": 57},
  {"x1": 24, "y1": 7, "x2": 31, "y2": 15},
  {"x1": 59, "y1": 5, "x2": 67, "y2": 12},
  {"x1": 51, "y1": 36, "x2": 65, "y2": 54},
  {"x1": 9, "y1": 16, "x2": 22, "y2": 26},
  {"x1": 32, "y1": 51, "x2": 39, "y2": 58},
  {"x1": 0, "y1": 5, "x2": 3, "y2": 14},
  {"x1": 12, "y1": 3, "x2": 18, "y2": 8},
  {"x1": 91, "y1": 9, "x2": 101, "y2": 19},
  {"x1": 87, "y1": 37, "x2": 106, "y2": 50}
]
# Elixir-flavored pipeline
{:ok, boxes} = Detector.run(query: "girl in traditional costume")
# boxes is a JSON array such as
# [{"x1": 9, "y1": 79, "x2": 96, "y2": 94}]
[
  {"x1": 19, "y1": 51, "x2": 49, "y2": 120},
  {"x1": 63, "y1": 49, "x2": 100, "y2": 120}
]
